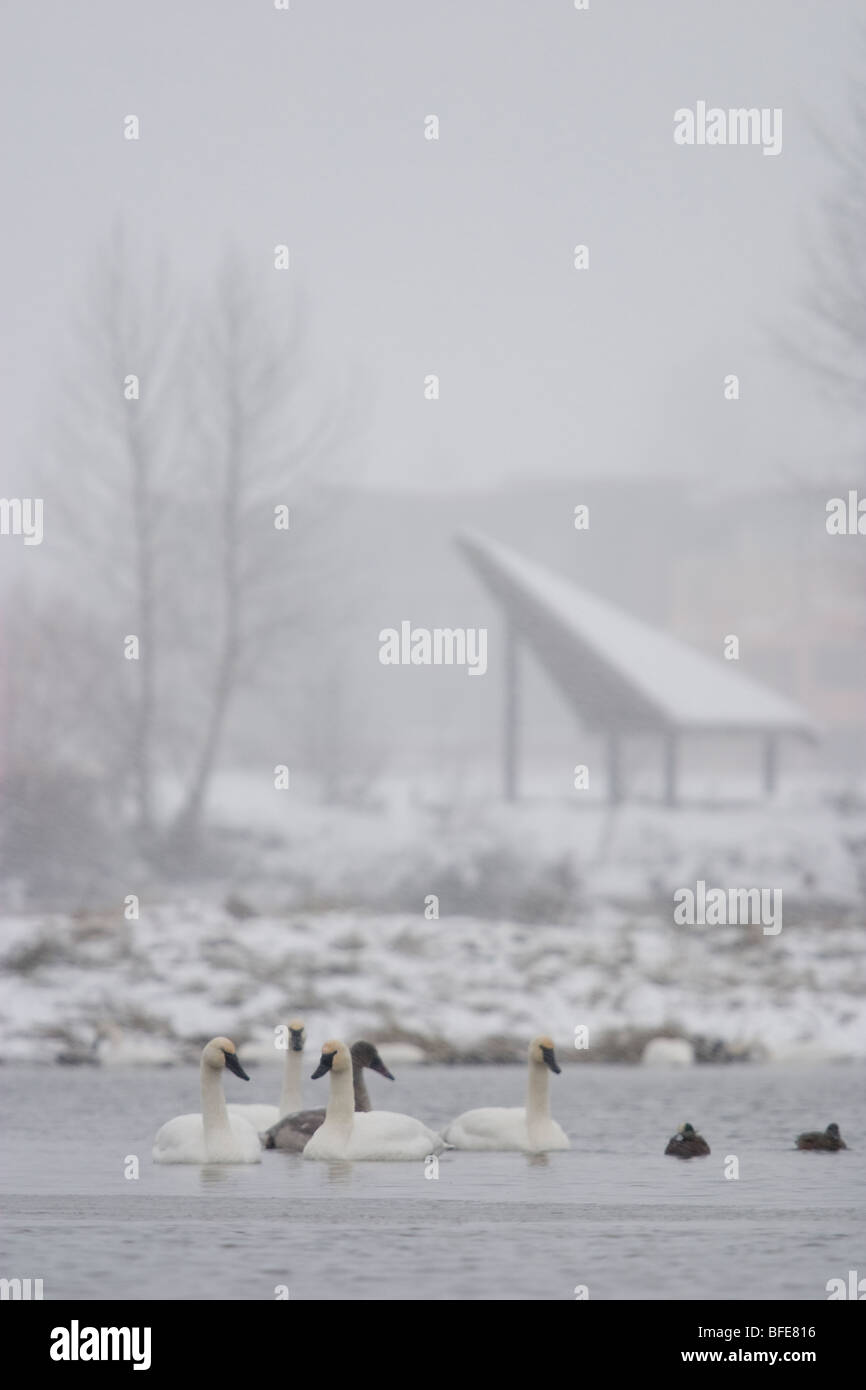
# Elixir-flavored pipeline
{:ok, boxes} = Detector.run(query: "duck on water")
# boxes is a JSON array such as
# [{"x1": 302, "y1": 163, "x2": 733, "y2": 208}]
[
  {"x1": 796, "y1": 1123, "x2": 847, "y2": 1152},
  {"x1": 664, "y1": 1123, "x2": 711, "y2": 1158}
]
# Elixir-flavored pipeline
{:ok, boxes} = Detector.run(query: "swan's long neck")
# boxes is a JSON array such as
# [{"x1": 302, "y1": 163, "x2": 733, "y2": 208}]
[
  {"x1": 321, "y1": 1062, "x2": 355, "y2": 1143},
  {"x1": 526, "y1": 1060, "x2": 551, "y2": 1129},
  {"x1": 352, "y1": 1057, "x2": 371, "y2": 1112},
  {"x1": 201, "y1": 1061, "x2": 231, "y2": 1136},
  {"x1": 279, "y1": 1048, "x2": 303, "y2": 1115}
]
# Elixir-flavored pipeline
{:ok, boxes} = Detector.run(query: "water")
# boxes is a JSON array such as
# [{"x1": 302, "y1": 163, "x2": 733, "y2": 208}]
[{"x1": 1, "y1": 1063, "x2": 863, "y2": 1300}]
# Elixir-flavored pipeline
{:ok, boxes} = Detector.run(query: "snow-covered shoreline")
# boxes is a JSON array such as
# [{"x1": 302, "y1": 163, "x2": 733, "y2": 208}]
[
  {"x1": 1, "y1": 895, "x2": 863, "y2": 1064},
  {"x1": 2, "y1": 792, "x2": 864, "y2": 1063}
]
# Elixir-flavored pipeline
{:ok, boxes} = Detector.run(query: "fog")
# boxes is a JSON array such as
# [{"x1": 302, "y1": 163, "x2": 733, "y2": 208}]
[
  {"x1": 1, "y1": 0, "x2": 863, "y2": 490},
  {"x1": 0, "y1": 0, "x2": 864, "y2": 1070}
]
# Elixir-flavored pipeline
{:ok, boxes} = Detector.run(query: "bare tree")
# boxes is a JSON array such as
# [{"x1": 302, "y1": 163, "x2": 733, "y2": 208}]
[
  {"x1": 781, "y1": 46, "x2": 866, "y2": 658},
  {"x1": 786, "y1": 34, "x2": 866, "y2": 415},
  {"x1": 25, "y1": 236, "x2": 357, "y2": 875},
  {"x1": 38, "y1": 229, "x2": 185, "y2": 841},
  {"x1": 168, "y1": 255, "x2": 354, "y2": 851}
]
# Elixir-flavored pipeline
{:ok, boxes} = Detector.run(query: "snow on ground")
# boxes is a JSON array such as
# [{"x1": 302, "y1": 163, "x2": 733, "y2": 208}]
[
  {"x1": 0, "y1": 881, "x2": 863, "y2": 1063},
  {"x1": 1, "y1": 790, "x2": 864, "y2": 1063}
]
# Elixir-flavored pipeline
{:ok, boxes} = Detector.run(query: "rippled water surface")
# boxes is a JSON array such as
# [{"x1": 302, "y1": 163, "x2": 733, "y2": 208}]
[{"x1": 1, "y1": 1063, "x2": 863, "y2": 1300}]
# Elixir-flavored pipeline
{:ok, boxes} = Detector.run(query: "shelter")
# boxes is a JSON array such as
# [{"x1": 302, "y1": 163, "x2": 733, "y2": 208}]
[{"x1": 457, "y1": 530, "x2": 819, "y2": 803}]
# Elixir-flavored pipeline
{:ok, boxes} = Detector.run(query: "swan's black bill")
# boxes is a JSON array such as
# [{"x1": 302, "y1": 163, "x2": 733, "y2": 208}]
[
  {"x1": 370, "y1": 1053, "x2": 395, "y2": 1080},
  {"x1": 289, "y1": 1029, "x2": 305, "y2": 1052},
  {"x1": 311, "y1": 1052, "x2": 335, "y2": 1079},
  {"x1": 541, "y1": 1046, "x2": 561, "y2": 1075},
  {"x1": 224, "y1": 1051, "x2": 250, "y2": 1081}
]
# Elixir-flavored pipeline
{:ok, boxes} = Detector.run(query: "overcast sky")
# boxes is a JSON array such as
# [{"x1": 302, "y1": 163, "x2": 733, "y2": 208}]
[{"x1": 2, "y1": 0, "x2": 862, "y2": 493}]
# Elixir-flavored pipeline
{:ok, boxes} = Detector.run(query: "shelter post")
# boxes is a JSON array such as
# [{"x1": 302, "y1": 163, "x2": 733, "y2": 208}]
[
  {"x1": 763, "y1": 732, "x2": 778, "y2": 797},
  {"x1": 663, "y1": 730, "x2": 678, "y2": 807},
  {"x1": 607, "y1": 730, "x2": 623, "y2": 804},
  {"x1": 504, "y1": 618, "x2": 519, "y2": 801}
]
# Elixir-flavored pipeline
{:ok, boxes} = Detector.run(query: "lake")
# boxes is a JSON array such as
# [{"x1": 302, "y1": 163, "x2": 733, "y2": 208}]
[{"x1": 1, "y1": 1062, "x2": 863, "y2": 1300}]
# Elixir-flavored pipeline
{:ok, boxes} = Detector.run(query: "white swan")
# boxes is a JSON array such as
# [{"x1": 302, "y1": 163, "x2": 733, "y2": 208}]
[
  {"x1": 443, "y1": 1035, "x2": 570, "y2": 1153},
  {"x1": 263, "y1": 1040, "x2": 394, "y2": 1152},
  {"x1": 152, "y1": 1037, "x2": 262, "y2": 1164},
  {"x1": 227, "y1": 1018, "x2": 306, "y2": 1133},
  {"x1": 304, "y1": 1040, "x2": 446, "y2": 1162}
]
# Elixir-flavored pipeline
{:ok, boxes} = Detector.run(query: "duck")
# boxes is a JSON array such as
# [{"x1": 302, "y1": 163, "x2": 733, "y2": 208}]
[
  {"x1": 152, "y1": 1037, "x2": 262, "y2": 1164},
  {"x1": 795, "y1": 1123, "x2": 847, "y2": 1152},
  {"x1": 664, "y1": 1122, "x2": 711, "y2": 1158},
  {"x1": 227, "y1": 1019, "x2": 306, "y2": 1133},
  {"x1": 442, "y1": 1035, "x2": 570, "y2": 1153},
  {"x1": 263, "y1": 1040, "x2": 394, "y2": 1151},
  {"x1": 303, "y1": 1040, "x2": 446, "y2": 1161}
]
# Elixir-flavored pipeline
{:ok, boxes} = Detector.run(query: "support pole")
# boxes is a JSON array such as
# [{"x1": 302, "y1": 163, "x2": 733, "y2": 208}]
[
  {"x1": 503, "y1": 620, "x2": 519, "y2": 802},
  {"x1": 663, "y1": 730, "x2": 678, "y2": 807},
  {"x1": 607, "y1": 730, "x2": 623, "y2": 804},
  {"x1": 763, "y1": 733, "x2": 778, "y2": 798}
]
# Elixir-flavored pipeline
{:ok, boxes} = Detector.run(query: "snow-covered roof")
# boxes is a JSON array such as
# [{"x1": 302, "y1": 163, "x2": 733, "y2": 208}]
[{"x1": 457, "y1": 530, "x2": 818, "y2": 736}]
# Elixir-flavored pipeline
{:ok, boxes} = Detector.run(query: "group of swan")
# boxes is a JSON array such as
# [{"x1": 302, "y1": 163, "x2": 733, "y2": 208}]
[{"x1": 152, "y1": 1028, "x2": 569, "y2": 1164}]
